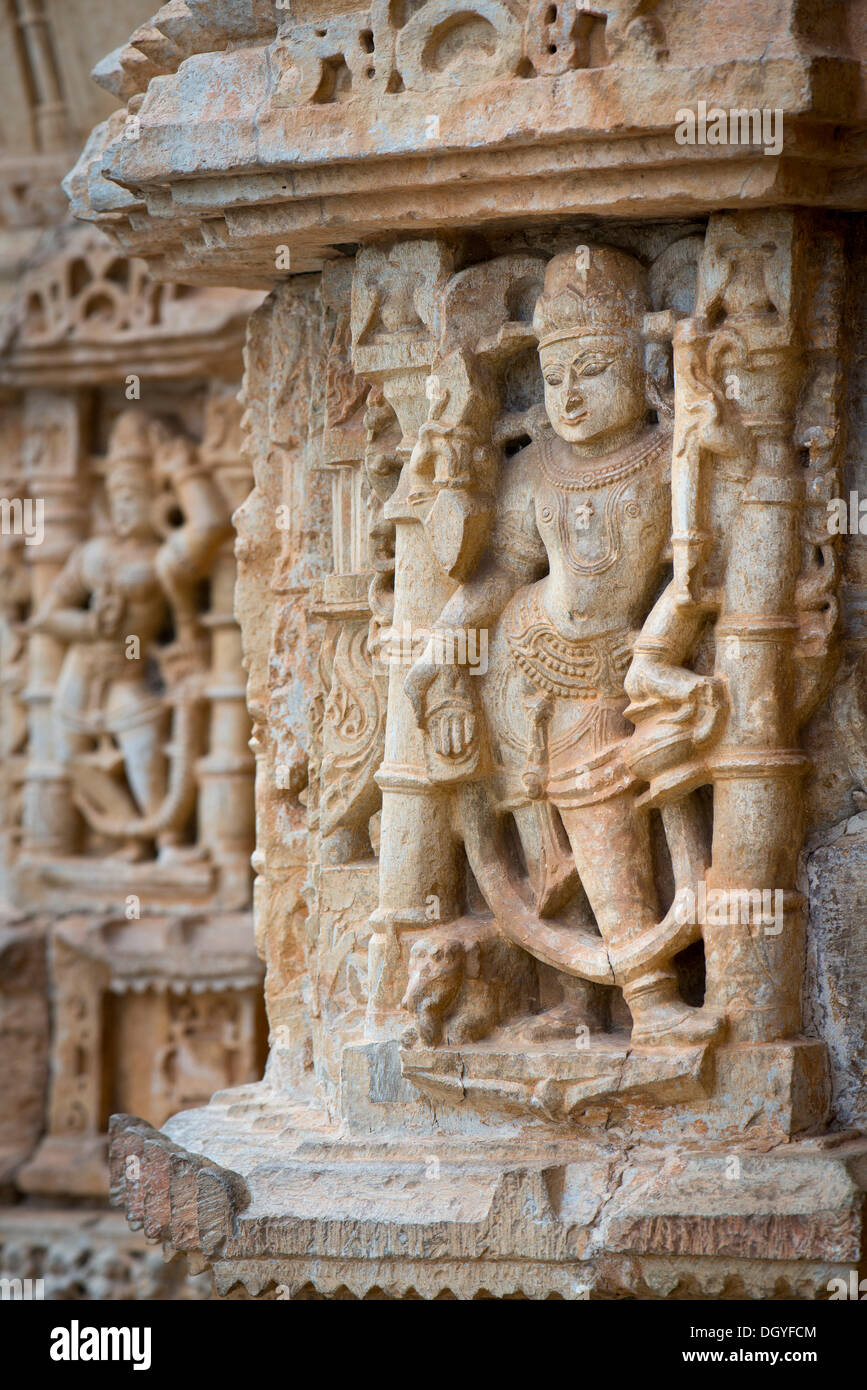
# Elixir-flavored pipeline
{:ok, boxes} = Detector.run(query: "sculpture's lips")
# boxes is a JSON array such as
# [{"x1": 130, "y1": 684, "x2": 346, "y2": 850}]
[{"x1": 561, "y1": 409, "x2": 587, "y2": 424}]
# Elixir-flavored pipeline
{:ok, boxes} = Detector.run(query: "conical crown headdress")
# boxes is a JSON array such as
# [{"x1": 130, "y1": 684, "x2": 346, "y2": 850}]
[
  {"x1": 104, "y1": 410, "x2": 161, "y2": 488},
  {"x1": 533, "y1": 247, "x2": 648, "y2": 348}
]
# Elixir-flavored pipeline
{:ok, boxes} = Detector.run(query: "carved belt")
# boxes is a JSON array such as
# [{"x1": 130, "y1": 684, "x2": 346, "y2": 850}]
[
  {"x1": 513, "y1": 696, "x2": 635, "y2": 809},
  {"x1": 504, "y1": 587, "x2": 635, "y2": 700}
]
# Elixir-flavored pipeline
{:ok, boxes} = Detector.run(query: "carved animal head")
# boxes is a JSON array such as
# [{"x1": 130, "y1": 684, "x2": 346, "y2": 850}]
[{"x1": 401, "y1": 936, "x2": 466, "y2": 1013}]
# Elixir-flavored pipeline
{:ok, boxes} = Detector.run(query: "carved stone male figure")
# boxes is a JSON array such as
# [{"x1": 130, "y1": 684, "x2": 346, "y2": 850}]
[
  {"x1": 408, "y1": 247, "x2": 723, "y2": 1047},
  {"x1": 32, "y1": 410, "x2": 229, "y2": 858}
]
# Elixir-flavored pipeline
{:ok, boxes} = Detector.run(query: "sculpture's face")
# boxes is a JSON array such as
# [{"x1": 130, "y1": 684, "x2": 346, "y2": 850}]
[
  {"x1": 108, "y1": 475, "x2": 152, "y2": 539},
  {"x1": 539, "y1": 333, "x2": 646, "y2": 448}
]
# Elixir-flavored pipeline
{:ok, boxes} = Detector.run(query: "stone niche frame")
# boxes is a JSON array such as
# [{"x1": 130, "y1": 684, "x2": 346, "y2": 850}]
[{"x1": 65, "y1": 0, "x2": 867, "y2": 1299}]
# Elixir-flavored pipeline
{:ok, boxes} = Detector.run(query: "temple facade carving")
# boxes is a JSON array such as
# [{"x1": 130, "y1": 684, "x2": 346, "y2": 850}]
[{"x1": 240, "y1": 214, "x2": 846, "y2": 1140}]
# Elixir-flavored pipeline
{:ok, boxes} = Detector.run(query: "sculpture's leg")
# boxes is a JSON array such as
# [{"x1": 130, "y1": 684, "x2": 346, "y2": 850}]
[
  {"x1": 110, "y1": 713, "x2": 172, "y2": 862},
  {"x1": 557, "y1": 793, "x2": 722, "y2": 1046},
  {"x1": 508, "y1": 801, "x2": 607, "y2": 1038},
  {"x1": 477, "y1": 636, "x2": 608, "y2": 1036},
  {"x1": 51, "y1": 656, "x2": 92, "y2": 769},
  {"x1": 112, "y1": 704, "x2": 169, "y2": 828},
  {"x1": 53, "y1": 719, "x2": 90, "y2": 769}
]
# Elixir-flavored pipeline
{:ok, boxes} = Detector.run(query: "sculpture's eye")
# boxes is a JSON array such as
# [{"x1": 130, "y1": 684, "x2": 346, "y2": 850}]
[
  {"x1": 580, "y1": 359, "x2": 612, "y2": 378},
  {"x1": 544, "y1": 370, "x2": 564, "y2": 386}
]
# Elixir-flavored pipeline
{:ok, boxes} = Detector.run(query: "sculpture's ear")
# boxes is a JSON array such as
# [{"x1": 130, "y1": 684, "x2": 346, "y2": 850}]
[{"x1": 464, "y1": 942, "x2": 482, "y2": 979}]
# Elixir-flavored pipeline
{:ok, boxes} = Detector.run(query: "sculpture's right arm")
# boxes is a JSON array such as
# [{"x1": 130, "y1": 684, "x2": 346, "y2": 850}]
[
  {"x1": 30, "y1": 548, "x2": 96, "y2": 642},
  {"x1": 434, "y1": 449, "x2": 547, "y2": 630},
  {"x1": 433, "y1": 548, "x2": 533, "y2": 634},
  {"x1": 405, "y1": 454, "x2": 546, "y2": 731}
]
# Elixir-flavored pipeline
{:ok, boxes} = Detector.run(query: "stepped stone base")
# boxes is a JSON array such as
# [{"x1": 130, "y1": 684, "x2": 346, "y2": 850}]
[
  {"x1": 391, "y1": 1037, "x2": 829, "y2": 1142},
  {"x1": 108, "y1": 1082, "x2": 867, "y2": 1301}
]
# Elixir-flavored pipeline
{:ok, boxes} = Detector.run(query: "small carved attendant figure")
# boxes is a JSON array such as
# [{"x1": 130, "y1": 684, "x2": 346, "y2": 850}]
[
  {"x1": 408, "y1": 248, "x2": 723, "y2": 1047},
  {"x1": 32, "y1": 410, "x2": 229, "y2": 859}
]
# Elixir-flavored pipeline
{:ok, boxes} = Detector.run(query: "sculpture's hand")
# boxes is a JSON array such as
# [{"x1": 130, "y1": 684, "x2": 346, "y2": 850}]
[
  {"x1": 625, "y1": 653, "x2": 716, "y2": 708},
  {"x1": 664, "y1": 671, "x2": 722, "y2": 747},
  {"x1": 154, "y1": 433, "x2": 195, "y2": 484},
  {"x1": 405, "y1": 638, "x2": 477, "y2": 760},
  {"x1": 624, "y1": 654, "x2": 724, "y2": 756},
  {"x1": 425, "y1": 699, "x2": 477, "y2": 759}
]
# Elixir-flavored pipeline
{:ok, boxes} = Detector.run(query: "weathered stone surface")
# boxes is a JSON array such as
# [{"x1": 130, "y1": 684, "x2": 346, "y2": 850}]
[
  {"x1": 108, "y1": 1103, "x2": 867, "y2": 1300},
  {"x1": 0, "y1": 920, "x2": 49, "y2": 1191},
  {"x1": 805, "y1": 830, "x2": 867, "y2": 1131},
  {"x1": 67, "y1": 1, "x2": 866, "y2": 1295},
  {"x1": 63, "y1": 3, "x2": 867, "y2": 288}
]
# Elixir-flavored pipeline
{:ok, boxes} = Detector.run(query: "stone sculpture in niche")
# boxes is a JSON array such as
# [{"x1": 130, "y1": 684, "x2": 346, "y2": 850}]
[
  {"x1": 31, "y1": 409, "x2": 231, "y2": 861},
  {"x1": 403, "y1": 244, "x2": 723, "y2": 1049},
  {"x1": 356, "y1": 214, "x2": 842, "y2": 1118},
  {"x1": 0, "y1": 194, "x2": 267, "y2": 1216}
]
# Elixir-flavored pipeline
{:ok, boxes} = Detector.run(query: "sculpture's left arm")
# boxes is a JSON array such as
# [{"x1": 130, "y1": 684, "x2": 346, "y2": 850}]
[
  {"x1": 154, "y1": 438, "x2": 232, "y2": 646},
  {"x1": 626, "y1": 578, "x2": 713, "y2": 703}
]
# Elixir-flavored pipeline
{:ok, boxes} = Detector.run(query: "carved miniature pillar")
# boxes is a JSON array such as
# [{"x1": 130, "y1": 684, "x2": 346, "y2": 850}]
[
  {"x1": 234, "y1": 281, "x2": 329, "y2": 1082},
  {"x1": 20, "y1": 390, "x2": 88, "y2": 858},
  {"x1": 197, "y1": 393, "x2": 255, "y2": 908},
  {"x1": 198, "y1": 541, "x2": 255, "y2": 904},
  {"x1": 351, "y1": 241, "x2": 465, "y2": 1039},
  {"x1": 14, "y1": 0, "x2": 70, "y2": 153},
  {"x1": 697, "y1": 212, "x2": 812, "y2": 1042},
  {"x1": 44, "y1": 928, "x2": 110, "y2": 1161},
  {"x1": 314, "y1": 259, "x2": 381, "y2": 852}
]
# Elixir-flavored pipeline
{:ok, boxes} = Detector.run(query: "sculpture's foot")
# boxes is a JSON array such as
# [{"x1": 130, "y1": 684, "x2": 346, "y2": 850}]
[
  {"x1": 157, "y1": 842, "x2": 206, "y2": 864},
  {"x1": 626, "y1": 977, "x2": 724, "y2": 1048},
  {"x1": 510, "y1": 1002, "x2": 601, "y2": 1043},
  {"x1": 629, "y1": 1003, "x2": 723, "y2": 1048},
  {"x1": 110, "y1": 839, "x2": 148, "y2": 863}
]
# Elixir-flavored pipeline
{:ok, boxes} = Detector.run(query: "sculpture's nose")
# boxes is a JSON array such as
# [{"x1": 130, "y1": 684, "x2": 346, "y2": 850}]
[
  {"x1": 564, "y1": 381, "x2": 584, "y2": 415},
  {"x1": 566, "y1": 366, "x2": 584, "y2": 402}
]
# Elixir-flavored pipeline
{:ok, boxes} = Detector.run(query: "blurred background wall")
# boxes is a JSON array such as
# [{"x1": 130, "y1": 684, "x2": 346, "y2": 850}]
[{"x1": 0, "y1": 0, "x2": 266, "y2": 1300}]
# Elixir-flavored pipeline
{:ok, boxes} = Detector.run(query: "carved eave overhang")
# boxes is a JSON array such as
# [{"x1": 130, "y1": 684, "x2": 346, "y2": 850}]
[
  {"x1": 0, "y1": 220, "x2": 264, "y2": 389},
  {"x1": 62, "y1": 0, "x2": 867, "y2": 288},
  {"x1": 56, "y1": 914, "x2": 265, "y2": 995}
]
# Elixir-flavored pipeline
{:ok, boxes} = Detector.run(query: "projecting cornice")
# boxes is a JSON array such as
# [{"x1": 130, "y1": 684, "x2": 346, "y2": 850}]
[{"x1": 64, "y1": 0, "x2": 867, "y2": 289}]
